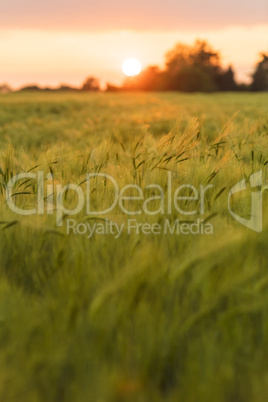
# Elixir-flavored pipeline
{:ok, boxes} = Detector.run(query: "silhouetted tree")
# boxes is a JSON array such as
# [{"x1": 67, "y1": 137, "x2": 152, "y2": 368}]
[
  {"x1": 0, "y1": 84, "x2": 12, "y2": 94},
  {"x1": 19, "y1": 85, "x2": 42, "y2": 91},
  {"x1": 164, "y1": 40, "x2": 222, "y2": 92},
  {"x1": 81, "y1": 77, "x2": 100, "y2": 91},
  {"x1": 106, "y1": 83, "x2": 122, "y2": 92},
  {"x1": 165, "y1": 43, "x2": 191, "y2": 75},
  {"x1": 218, "y1": 66, "x2": 237, "y2": 91},
  {"x1": 251, "y1": 53, "x2": 268, "y2": 91},
  {"x1": 123, "y1": 66, "x2": 165, "y2": 91},
  {"x1": 57, "y1": 84, "x2": 79, "y2": 91}
]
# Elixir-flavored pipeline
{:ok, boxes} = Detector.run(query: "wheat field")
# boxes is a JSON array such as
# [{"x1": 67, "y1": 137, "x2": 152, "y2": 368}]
[{"x1": 0, "y1": 91, "x2": 268, "y2": 401}]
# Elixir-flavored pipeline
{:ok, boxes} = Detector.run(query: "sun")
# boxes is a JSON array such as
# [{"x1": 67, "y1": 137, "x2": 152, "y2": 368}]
[{"x1": 122, "y1": 58, "x2": 142, "y2": 77}]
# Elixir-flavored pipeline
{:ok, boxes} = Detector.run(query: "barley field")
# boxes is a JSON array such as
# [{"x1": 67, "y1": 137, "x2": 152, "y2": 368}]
[{"x1": 0, "y1": 91, "x2": 268, "y2": 402}]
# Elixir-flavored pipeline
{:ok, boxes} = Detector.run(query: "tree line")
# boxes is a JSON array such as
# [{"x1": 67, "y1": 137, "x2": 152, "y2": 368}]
[
  {"x1": 3, "y1": 39, "x2": 267, "y2": 93},
  {"x1": 109, "y1": 40, "x2": 268, "y2": 92}
]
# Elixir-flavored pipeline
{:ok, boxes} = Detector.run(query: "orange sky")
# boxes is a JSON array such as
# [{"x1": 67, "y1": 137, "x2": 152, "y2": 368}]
[{"x1": 0, "y1": 0, "x2": 267, "y2": 88}]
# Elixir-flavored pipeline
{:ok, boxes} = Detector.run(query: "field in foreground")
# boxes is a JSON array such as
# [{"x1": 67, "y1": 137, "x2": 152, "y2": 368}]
[{"x1": 0, "y1": 92, "x2": 268, "y2": 401}]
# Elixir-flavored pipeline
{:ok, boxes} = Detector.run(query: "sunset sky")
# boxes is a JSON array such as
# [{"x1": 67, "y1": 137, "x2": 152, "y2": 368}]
[{"x1": 1, "y1": 0, "x2": 267, "y2": 88}]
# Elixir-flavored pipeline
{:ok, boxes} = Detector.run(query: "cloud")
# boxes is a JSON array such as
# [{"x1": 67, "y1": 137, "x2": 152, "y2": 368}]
[{"x1": 1, "y1": 0, "x2": 268, "y2": 31}]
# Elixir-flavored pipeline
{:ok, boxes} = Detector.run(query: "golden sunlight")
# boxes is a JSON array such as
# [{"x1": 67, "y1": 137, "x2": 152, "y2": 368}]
[{"x1": 122, "y1": 58, "x2": 142, "y2": 77}]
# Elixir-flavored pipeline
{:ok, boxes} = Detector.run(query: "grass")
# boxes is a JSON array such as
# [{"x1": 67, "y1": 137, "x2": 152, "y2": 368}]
[{"x1": 0, "y1": 91, "x2": 268, "y2": 401}]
